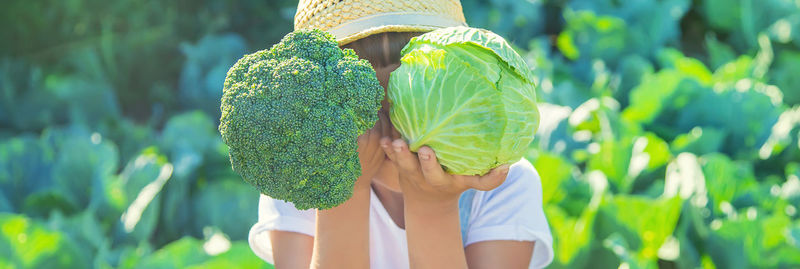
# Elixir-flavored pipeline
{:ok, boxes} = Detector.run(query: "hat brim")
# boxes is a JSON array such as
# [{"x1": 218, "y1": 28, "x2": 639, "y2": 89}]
[
  {"x1": 326, "y1": 12, "x2": 467, "y2": 45},
  {"x1": 336, "y1": 25, "x2": 440, "y2": 45}
]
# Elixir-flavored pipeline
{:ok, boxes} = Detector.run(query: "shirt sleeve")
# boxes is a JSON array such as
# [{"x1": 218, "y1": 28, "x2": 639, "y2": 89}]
[
  {"x1": 464, "y1": 159, "x2": 554, "y2": 269},
  {"x1": 248, "y1": 194, "x2": 316, "y2": 264}
]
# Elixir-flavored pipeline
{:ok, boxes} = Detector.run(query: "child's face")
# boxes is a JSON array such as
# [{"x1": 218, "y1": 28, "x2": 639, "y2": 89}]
[
  {"x1": 372, "y1": 63, "x2": 403, "y2": 192},
  {"x1": 374, "y1": 62, "x2": 400, "y2": 112}
]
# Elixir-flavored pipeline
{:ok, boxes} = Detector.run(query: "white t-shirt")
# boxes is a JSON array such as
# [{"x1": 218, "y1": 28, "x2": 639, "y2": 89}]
[{"x1": 248, "y1": 159, "x2": 554, "y2": 268}]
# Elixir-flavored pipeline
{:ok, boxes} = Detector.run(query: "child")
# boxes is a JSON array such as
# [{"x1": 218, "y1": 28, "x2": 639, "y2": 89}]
[{"x1": 248, "y1": 0, "x2": 553, "y2": 268}]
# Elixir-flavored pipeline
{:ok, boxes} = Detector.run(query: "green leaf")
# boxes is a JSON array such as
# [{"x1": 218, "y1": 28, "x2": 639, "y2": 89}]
[
  {"x1": 545, "y1": 204, "x2": 597, "y2": 268},
  {"x1": 135, "y1": 237, "x2": 272, "y2": 269},
  {"x1": 638, "y1": 133, "x2": 672, "y2": 171},
  {"x1": 191, "y1": 179, "x2": 258, "y2": 240},
  {"x1": 157, "y1": 111, "x2": 221, "y2": 243},
  {"x1": 700, "y1": 153, "x2": 757, "y2": 214},
  {"x1": 598, "y1": 195, "x2": 683, "y2": 261},
  {"x1": 96, "y1": 118, "x2": 157, "y2": 166},
  {"x1": 701, "y1": 0, "x2": 799, "y2": 49},
  {"x1": 0, "y1": 213, "x2": 90, "y2": 268},
  {"x1": 711, "y1": 56, "x2": 757, "y2": 86},
  {"x1": 0, "y1": 135, "x2": 54, "y2": 212},
  {"x1": 771, "y1": 51, "x2": 800, "y2": 105},
  {"x1": 47, "y1": 73, "x2": 120, "y2": 126},
  {"x1": 712, "y1": 34, "x2": 772, "y2": 85},
  {"x1": 656, "y1": 49, "x2": 713, "y2": 85},
  {"x1": 706, "y1": 35, "x2": 737, "y2": 69},
  {"x1": 789, "y1": 222, "x2": 800, "y2": 248},
  {"x1": 114, "y1": 148, "x2": 173, "y2": 244},
  {"x1": 567, "y1": 0, "x2": 690, "y2": 59},
  {"x1": 556, "y1": 31, "x2": 580, "y2": 60},
  {"x1": 622, "y1": 70, "x2": 686, "y2": 124},
  {"x1": 588, "y1": 138, "x2": 633, "y2": 193},
  {"x1": 186, "y1": 242, "x2": 273, "y2": 269},
  {"x1": 526, "y1": 152, "x2": 574, "y2": 205},
  {"x1": 0, "y1": 59, "x2": 67, "y2": 131},
  {"x1": 134, "y1": 237, "x2": 209, "y2": 269},
  {"x1": 615, "y1": 55, "x2": 654, "y2": 108},
  {"x1": 557, "y1": 10, "x2": 628, "y2": 63},
  {"x1": 0, "y1": 192, "x2": 11, "y2": 212},
  {"x1": 161, "y1": 111, "x2": 218, "y2": 167},
  {"x1": 707, "y1": 211, "x2": 800, "y2": 268},
  {"x1": 671, "y1": 127, "x2": 727, "y2": 156},
  {"x1": 461, "y1": 0, "x2": 545, "y2": 48},
  {"x1": 178, "y1": 34, "x2": 248, "y2": 117},
  {"x1": 701, "y1": 0, "x2": 741, "y2": 31},
  {"x1": 675, "y1": 83, "x2": 782, "y2": 159},
  {"x1": 50, "y1": 127, "x2": 119, "y2": 212},
  {"x1": 664, "y1": 153, "x2": 708, "y2": 204},
  {"x1": 602, "y1": 233, "x2": 657, "y2": 269},
  {"x1": 46, "y1": 210, "x2": 106, "y2": 254}
]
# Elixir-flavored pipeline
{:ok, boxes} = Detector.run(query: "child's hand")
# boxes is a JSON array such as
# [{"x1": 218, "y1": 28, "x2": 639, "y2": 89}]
[
  {"x1": 355, "y1": 109, "x2": 393, "y2": 190},
  {"x1": 380, "y1": 138, "x2": 510, "y2": 205}
]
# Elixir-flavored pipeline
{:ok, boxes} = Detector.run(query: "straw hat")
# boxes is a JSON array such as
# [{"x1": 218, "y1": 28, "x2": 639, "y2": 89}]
[{"x1": 294, "y1": 0, "x2": 468, "y2": 45}]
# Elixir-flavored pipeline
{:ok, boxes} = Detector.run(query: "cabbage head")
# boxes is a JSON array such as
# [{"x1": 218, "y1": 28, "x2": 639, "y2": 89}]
[{"x1": 388, "y1": 26, "x2": 539, "y2": 175}]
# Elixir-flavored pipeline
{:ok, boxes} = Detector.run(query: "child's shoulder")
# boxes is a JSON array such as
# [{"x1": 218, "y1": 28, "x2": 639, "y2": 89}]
[
  {"x1": 508, "y1": 157, "x2": 540, "y2": 179},
  {"x1": 465, "y1": 157, "x2": 545, "y2": 225},
  {"x1": 481, "y1": 158, "x2": 543, "y2": 201},
  {"x1": 463, "y1": 158, "x2": 554, "y2": 267}
]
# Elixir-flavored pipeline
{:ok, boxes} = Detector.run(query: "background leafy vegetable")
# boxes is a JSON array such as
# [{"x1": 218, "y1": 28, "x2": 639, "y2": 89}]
[{"x1": 2, "y1": 0, "x2": 799, "y2": 268}]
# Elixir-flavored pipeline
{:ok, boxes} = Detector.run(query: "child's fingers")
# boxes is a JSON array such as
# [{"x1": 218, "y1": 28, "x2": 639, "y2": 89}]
[
  {"x1": 462, "y1": 164, "x2": 510, "y2": 191},
  {"x1": 417, "y1": 146, "x2": 447, "y2": 186},
  {"x1": 391, "y1": 139, "x2": 420, "y2": 173},
  {"x1": 380, "y1": 137, "x2": 396, "y2": 161}
]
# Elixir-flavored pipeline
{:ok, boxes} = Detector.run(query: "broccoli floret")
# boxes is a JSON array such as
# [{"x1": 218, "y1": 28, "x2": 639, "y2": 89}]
[{"x1": 219, "y1": 29, "x2": 384, "y2": 210}]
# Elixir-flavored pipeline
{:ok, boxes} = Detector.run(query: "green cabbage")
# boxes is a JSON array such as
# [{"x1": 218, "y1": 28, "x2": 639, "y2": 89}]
[{"x1": 388, "y1": 26, "x2": 540, "y2": 175}]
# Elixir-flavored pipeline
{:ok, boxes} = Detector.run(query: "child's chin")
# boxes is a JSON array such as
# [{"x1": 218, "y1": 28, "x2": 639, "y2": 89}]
[{"x1": 372, "y1": 176, "x2": 402, "y2": 193}]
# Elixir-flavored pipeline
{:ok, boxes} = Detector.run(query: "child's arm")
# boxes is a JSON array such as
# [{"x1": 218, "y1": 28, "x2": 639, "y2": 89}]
[
  {"x1": 270, "y1": 231, "x2": 313, "y2": 268},
  {"x1": 270, "y1": 115, "x2": 390, "y2": 268},
  {"x1": 309, "y1": 184, "x2": 371, "y2": 268},
  {"x1": 403, "y1": 200, "x2": 536, "y2": 269},
  {"x1": 403, "y1": 190, "x2": 467, "y2": 269},
  {"x1": 268, "y1": 184, "x2": 371, "y2": 269},
  {"x1": 309, "y1": 118, "x2": 390, "y2": 268},
  {"x1": 465, "y1": 241, "x2": 534, "y2": 268},
  {"x1": 382, "y1": 138, "x2": 535, "y2": 268}
]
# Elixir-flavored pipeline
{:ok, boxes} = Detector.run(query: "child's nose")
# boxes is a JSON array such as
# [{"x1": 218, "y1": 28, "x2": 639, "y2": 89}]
[{"x1": 376, "y1": 108, "x2": 400, "y2": 140}]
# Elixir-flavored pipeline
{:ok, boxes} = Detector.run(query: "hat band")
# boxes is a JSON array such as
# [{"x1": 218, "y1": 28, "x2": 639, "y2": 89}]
[{"x1": 328, "y1": 12, "x2": 467, "y2": 41}]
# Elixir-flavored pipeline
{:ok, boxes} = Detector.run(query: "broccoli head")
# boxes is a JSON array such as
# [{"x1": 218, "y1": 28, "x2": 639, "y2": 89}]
[{"x1": 219, "y1": 29, "x2": 384, "y2": 210}]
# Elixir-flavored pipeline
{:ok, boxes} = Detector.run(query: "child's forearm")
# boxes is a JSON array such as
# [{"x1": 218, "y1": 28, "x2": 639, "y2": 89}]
[
  {"x1": 404, "y1": 198, "x2": 468, "y2": 269},
  {"x1": 310, "y1": 184, "x2": 371, "y2": 269}
]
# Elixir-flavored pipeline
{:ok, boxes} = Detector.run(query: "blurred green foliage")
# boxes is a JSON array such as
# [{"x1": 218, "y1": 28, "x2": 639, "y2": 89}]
[{"x1": 1, "y1": 0, "x2": 800, "y2": 268}]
